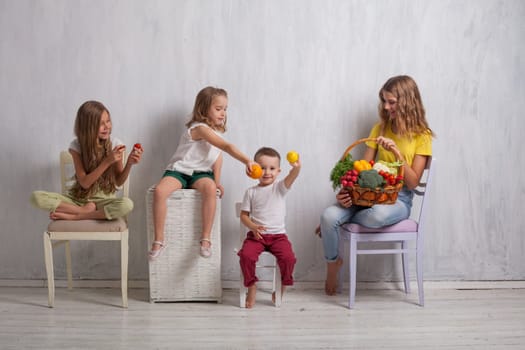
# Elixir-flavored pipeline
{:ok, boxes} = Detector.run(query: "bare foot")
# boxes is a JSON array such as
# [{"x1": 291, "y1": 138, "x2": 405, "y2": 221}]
[
  {"x1": 50, "y1": 202, "x2": 97, "y2": 220},
  {"x1": 246, "y1": 285, "x2": 257, "y2": 308},
  {"x1": 50, "y1": 211, "x2": 78, "y2": 220},
  {"x1": 325, "y1": 258, "x2": 343, "y2": 296},
  {"x1": 81, "y1": 202, "x2": 97, "y2": 213},
  {"x1": 50, "y1": 208, "x2": 106, "y2": 220}
]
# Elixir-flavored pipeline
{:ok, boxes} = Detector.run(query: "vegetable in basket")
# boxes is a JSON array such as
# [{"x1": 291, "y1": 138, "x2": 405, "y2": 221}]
[
  {"x1": 353, "y1": 159, "x2": 372, "y2": 173},
  {"x1": 373, "y1": 160, "x2": 403, "y2": 175},
  {"x1": 330, "y1": 154, "x2": 354, "y2": 190},
  {"x1": 357, "y1": 169, "x2": 385, "y2": 189}
]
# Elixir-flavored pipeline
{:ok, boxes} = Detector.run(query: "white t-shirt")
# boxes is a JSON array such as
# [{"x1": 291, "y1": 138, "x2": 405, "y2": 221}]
[
  {"x1": 69, "y1": 137, "x2": 124, "y2": 153},
  {"x1": 241, "y1": 180, "x2": 289, "y2": 234},
  {"x1": 165, "y1": 123, "x2": 222, "y2": 175}
]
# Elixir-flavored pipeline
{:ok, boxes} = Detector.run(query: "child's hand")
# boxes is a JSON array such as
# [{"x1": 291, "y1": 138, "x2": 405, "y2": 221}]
[
  {"x1": 336, "y1": 188, "x2": 352, "y2": 208},
  {"x1": 253, "y1": 226, "x2": 266, "y2": 240},
  {"x1": 108, "y1": 145, "x2": 126, "y2": 164},
  {"x1": 376, "y1": 136, "x2": 401, "y2": 159},
  {"x1": 289, "y1": 158, "x2": 301, "y2": 168},
  {"x1": 216, "y1": 183, "x2": 224, "y2": 198},
  {"x1": 128, "y1": 143, "x2": 143, "y2": 165},
  {"x1": 246, "y1": 161, "x2": 259, "y2": 178}
]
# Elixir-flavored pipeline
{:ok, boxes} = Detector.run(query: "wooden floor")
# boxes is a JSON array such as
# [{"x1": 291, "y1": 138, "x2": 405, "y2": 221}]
[{"x1": 1, "y1": 286, "x2": 524, "y2": 349}]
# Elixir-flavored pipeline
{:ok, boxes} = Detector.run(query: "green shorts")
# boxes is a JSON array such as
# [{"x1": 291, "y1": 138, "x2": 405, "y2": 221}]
[{"x1": 163, "y1": 170, "x2": 215, "y2": 188}]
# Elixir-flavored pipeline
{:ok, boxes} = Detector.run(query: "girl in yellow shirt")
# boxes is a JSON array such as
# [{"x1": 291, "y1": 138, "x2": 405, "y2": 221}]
[{"x1": 320, "y1": 75, "x2": 435, "y2": 295}]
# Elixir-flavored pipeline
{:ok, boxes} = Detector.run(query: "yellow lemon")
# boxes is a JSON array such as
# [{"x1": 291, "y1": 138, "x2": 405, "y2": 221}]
[
  {"x1": 249, "y1": 163, "x2": 263, "y2": 179},
  {"x1": 286, "y1": 151, "x2": 299, "y2": 164}
]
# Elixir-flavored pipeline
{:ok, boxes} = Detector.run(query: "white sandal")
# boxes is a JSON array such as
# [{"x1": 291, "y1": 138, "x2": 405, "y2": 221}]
[
  {"x1": 148, "y1": 241, "x2": 166, "y2": 261},
  {"x1": 199, "y1": 238, "x2": 212, "y2": 258}
]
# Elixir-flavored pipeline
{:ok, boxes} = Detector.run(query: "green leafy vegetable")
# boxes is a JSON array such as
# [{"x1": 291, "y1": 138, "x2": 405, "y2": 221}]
[{"x1": 330, "y1": 154, "x2": 354, "y2": 190}]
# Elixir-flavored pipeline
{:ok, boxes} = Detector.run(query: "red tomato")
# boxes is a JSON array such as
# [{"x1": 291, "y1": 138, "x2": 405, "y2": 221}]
[
  {"x1": 369, "y1": 160, "x2": 375, "y2": 166},
  {"x1": 134, "y1": 143, "x2": 142, "y2": 150}
]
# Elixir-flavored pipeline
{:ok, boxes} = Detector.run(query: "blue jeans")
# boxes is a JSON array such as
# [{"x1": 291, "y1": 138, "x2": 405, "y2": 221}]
[{"x1": 320, "y1": 189, "x2": 413, "y2": 261}]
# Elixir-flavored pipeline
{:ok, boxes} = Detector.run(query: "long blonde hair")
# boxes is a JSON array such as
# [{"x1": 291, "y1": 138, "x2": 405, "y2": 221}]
[
  {"x1": 378, "y1": 75, "x2": 434, "y2": 137},
  {"x1": 70, "y1": 101, "x2": 118, "y2": 199},
  {"x1": 185, "y1": 86, "x2": 227, "y2": 132}
]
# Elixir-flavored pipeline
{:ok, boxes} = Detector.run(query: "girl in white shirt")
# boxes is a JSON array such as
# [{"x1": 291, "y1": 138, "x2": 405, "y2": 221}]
[{"x1": 149, "y1": 86, "x2": 257, "y2": 260}]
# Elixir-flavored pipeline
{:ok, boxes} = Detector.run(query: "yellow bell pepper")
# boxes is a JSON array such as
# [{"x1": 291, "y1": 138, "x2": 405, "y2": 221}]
[{"x1": 353, "y1": 159, "x2": 372, "y2": 173}]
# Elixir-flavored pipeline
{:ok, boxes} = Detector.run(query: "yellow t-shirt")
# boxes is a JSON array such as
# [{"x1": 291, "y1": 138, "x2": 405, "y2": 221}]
[{"x1": 365, "y1": 123, "x2": 432, "y2": 166}]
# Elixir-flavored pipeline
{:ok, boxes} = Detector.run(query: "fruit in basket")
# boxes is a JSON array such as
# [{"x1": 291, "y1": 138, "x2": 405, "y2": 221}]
[
  {"x1": 286, "y1": 151, "x2": 299, "y2": 164},
  {"x1": 249, "y1": 164, "x2": 263, "y2": 179}
]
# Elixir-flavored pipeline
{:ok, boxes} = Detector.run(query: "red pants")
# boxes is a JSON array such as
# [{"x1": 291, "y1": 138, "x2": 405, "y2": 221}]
[{"x1": 238, "y1": 232, "x2": 296, "y2": 287}]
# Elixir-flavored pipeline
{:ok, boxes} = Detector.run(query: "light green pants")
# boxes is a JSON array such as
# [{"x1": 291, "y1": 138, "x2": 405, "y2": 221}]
[{"x1": 30, "y1": 190, "x2": 133, "y2": 220}]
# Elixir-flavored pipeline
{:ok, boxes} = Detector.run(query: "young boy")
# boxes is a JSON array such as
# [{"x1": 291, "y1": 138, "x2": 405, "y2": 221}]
[{"x1": 237, "y1": 147, "x2": 301, "y2": 308}]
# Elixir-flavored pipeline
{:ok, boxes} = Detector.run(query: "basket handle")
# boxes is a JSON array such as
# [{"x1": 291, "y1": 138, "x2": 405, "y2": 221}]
[
  {"x1": 340, "y1": 138, "x2": 377, "y2": 161},
  {"x1": 340, "y1": 137, "x2": 405, "y2": 178}
]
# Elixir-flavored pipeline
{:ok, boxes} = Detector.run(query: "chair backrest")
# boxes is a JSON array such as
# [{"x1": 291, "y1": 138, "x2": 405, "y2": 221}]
[
  {"x1": 412, "y1": 157, "x2": 435, "y2": 232},
  {"x1": 59, "y1": 151, "x2": 129, "y2": 198}
]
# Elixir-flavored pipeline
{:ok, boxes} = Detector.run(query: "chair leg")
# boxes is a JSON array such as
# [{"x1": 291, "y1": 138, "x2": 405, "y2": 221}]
[
  {"x1": 43, "y1": 232, "x2": 55, "y2": 308},
  {"x1": 121, "y1": 232, "x2": 129, "y2": 308},
  {"x1": 274, "y1": 265, "x2": 282, "y2": 308},
  {"x1": 337, "y1": 233, "x2": 345, "y2": 294},
  {"x1": 349, "y1": 235, "x2": 357, "y2": 309},
  {"x1": 416, "y1": 245, "x2": 424, "y2": 306},
  {"x1": 64, "y1": 241, "x2": 73, "y2": 290},
  {"x1": 239, "y1": 270, "x2": 247, "y2": 308},
  {"x1": 401, "y1": 241, "x2": 411, "y2": 294}
]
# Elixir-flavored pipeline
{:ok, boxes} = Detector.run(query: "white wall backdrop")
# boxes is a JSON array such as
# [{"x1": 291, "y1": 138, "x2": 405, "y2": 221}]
[{"x1": 1, "y1": 0, "x2": 524, "y2": 284}]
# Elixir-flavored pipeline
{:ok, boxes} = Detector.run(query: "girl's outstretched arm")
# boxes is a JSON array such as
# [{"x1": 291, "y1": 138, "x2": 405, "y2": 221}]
[
  {"x1": 191, "y1": 125, "x2": 257, "y2": 174},
  {"x1": 70, "y1": 146, "x2": 125, "y2": 190}
]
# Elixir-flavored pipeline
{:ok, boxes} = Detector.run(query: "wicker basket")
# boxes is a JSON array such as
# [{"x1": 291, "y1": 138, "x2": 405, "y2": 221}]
[
  {"x1": 339, "y1": 137, "x2": 404, "y2": 207},
  {"x1": 146, "y1": 187, "x2": 222, "y2": 302}
]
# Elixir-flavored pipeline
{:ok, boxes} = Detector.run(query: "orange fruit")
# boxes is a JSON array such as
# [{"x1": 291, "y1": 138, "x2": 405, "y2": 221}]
[
  {"x1": 249, "y1": 164, "x2": 263, "y2": 179},
  {"x1": 286, "y1": 151, "x2": 299, "y2": 164}
]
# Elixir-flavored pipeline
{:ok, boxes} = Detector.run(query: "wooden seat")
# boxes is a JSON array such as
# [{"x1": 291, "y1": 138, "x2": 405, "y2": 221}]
[
  {"x1": 43, "y1": 151, "x2": 129, "y2": 308},
  {"x1": 338, "y1": 157, "x2": 435, "y2": 308}
]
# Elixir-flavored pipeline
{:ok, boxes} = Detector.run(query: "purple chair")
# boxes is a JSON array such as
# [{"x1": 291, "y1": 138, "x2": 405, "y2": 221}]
[{"x1": 338, "y1": 157, "x2": 434, "y2": 308}]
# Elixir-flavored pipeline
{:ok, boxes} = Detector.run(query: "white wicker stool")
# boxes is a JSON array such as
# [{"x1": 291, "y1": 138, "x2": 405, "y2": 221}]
[{"x1": 146, "y1": 187, "x2": 222, "y2": 302}]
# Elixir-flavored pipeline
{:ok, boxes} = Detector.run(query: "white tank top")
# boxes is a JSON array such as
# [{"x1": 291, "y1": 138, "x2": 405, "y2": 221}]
[{"x1": 165, "y1": 123, "x2": 222, "y2": 175}]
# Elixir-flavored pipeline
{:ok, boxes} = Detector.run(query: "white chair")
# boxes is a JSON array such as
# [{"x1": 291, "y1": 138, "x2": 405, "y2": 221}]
[
  {"x1": 235, "y1": 202, "x2": 281, "y2": 308},
  {"x1": 338, "y1": 157, "x2": 435, "y2": 308},
  {"x1": 43, "y1": 151, "x2": 129, "y2": 308}
]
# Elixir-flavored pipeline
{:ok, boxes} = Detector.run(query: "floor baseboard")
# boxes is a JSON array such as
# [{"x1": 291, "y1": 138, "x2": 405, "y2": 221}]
[{"x1": 1, "y1": 279, "x2": 524, "y2": 290}]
